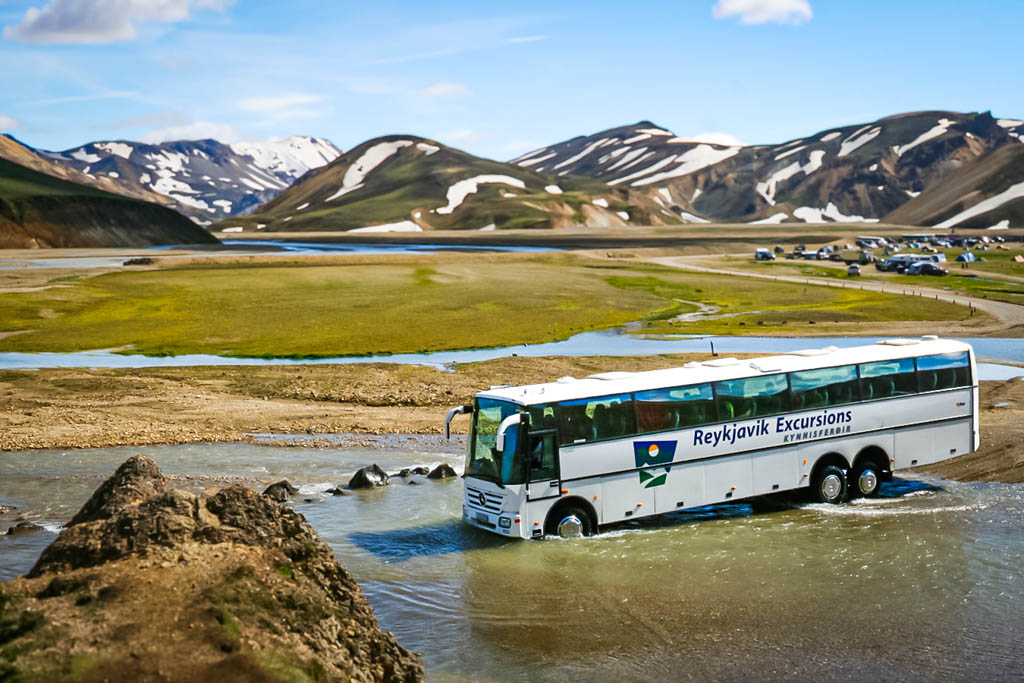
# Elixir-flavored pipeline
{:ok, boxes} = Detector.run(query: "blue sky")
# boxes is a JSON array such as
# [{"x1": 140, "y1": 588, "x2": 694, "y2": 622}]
[{"x1": 1, "y1": 0, "x2": 1022, "y2": 160}]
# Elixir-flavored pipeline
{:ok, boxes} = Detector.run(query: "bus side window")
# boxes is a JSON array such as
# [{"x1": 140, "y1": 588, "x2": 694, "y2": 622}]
[
  {"x1": 715, "y1": 375, "x2": 789, "y2": 419},
  {"x1": 790, "y1": 365, "x2": 858, "y2": 409},
  {"x1": 859, "y1": 358, "x2": 915, "y2": 398},
  {"x1": 916, "y1": 352, "x2": 970, "y2": 391},
  {"x1": 635, "y1": 384, "x2": 714, "y2": 434}
]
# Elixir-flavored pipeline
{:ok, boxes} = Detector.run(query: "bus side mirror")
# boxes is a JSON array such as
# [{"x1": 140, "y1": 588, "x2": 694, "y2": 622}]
[
  {"x1": 444, "y1": 404, "x2": 473, "y2": 440},
  {"x1": 496, "y1": 414, "x2": 521, "y2": 452}
]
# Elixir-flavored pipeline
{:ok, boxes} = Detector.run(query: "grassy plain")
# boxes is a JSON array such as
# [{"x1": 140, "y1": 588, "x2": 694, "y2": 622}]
[{"x1": 0, "y1": 251, "x2": 990, "y2": 358}]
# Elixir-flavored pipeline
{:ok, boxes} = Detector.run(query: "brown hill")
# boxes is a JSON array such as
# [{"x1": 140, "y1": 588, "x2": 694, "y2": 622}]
[{"x1": 0, "y1": 456, "x2": 423, "y2": 681}]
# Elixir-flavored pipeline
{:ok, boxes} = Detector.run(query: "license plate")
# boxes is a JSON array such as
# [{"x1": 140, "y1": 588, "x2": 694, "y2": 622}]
[{"x1": 475, "y1": 512, "x2": 488, "y2": 523}]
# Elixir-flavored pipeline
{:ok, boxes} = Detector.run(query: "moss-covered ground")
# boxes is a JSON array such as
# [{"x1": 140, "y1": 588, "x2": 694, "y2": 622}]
[{"x1": 0, "y1": 252, "x2": 987, "y2": 358}]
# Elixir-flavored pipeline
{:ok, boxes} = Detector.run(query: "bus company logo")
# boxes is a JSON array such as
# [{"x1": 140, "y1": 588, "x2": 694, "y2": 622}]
[{"x1": 633, "y1": 441, "x2": 677, "y2": 488}]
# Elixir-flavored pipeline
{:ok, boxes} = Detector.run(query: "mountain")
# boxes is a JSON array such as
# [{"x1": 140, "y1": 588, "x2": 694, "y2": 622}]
[
  {"x1": 0, "y1": 155, "x2": 219, "y2": 248},
  {"x1": 1, "y1": 134, "x2": 173, "y2": 208},
  {"x1": 223, "y1": 135, "x2": 677, "y2": 232},
  {"x1": 22, "y1": 136, "x2": 340, "y2": 225},
  {"x1": 884, "y1": 143, "x2": 1024, "y2": 229},
  {"x1": 513, "y1": 112, "x2": 1024, "y2": 226}
]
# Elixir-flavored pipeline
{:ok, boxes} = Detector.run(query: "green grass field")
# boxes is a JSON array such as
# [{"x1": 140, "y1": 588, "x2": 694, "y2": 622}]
[{"x1": 0, "y1": 254, "x2": 986, "y2": 358}]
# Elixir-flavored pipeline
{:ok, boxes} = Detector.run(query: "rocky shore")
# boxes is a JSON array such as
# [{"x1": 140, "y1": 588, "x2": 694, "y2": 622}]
[{"x1": 0, "y1": 456, "x2": 424, "y2": 681}]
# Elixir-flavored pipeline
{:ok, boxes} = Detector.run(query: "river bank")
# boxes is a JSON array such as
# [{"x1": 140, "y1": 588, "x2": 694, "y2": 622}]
[{"x1": 2, "y1": 356, "x2": 1021, "y2": 483}]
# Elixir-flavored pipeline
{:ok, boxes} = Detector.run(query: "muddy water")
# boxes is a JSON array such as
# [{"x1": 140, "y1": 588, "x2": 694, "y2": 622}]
[{"x1": 1, "y1": 442, "x2": 1022, "y2": 681}]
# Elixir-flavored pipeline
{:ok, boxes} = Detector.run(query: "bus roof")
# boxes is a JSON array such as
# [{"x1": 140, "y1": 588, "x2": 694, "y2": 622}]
[{"x1": 476, "y1": 337, "x2": 972, "y2": 406}]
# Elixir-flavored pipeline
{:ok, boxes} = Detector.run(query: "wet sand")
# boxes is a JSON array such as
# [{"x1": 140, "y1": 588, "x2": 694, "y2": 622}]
[{"x1": 1, "y1": 356, "x2": 1021, "y2": 483}]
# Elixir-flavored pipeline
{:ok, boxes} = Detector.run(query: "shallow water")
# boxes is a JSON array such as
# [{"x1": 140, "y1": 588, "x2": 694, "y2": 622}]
[
  {"x1": 1, "y1": 442, "x2": 1022, "y2": 680},
  {"x1": 0, "y1": 240, "x2": 556, "y2": 271},
  {"x1": 2, "y1": 333, "x2": 1024, "y2": 377}
]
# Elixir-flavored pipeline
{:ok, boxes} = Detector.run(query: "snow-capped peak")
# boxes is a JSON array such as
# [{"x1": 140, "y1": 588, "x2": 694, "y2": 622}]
[{"x1": 230, "y1": 136, "x2": 341, "y2": 179}]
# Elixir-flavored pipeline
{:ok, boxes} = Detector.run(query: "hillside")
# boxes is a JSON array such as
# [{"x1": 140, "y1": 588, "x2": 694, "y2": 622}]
[
  {"x1": 223, "y1": 135, "x2": 677, "y2": 232},
  {"x1": 514, "y1": 112, "x2": 1024, "y2": 226},
  {"x1": 884, "y1": 143, "x2": 1024, "y2": 228},
  {"x1": 3, "y1": 135, "x2": 340, "y2": 225},
  {"x1": 0, "y1": 156, "x2": 219, "y2": 248}
]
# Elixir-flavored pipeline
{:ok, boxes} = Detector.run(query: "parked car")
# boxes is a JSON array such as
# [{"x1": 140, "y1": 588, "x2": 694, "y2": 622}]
[
  {"x1": 906, "y1": 262, "x2": 949, "y2": 276},
  {"x1": 829, "y1": 253, "x2": 844, "y2": 262},
  {"x1": 847, "y1": 264, "x2": 861, "y2": 276},
  {"x1": 755, "y1": 248, "x2": 775, "y2": 261}
]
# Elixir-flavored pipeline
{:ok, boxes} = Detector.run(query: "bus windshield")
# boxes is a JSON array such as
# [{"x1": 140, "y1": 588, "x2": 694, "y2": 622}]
[{"x1": 467, "y1": 398, "x2": 525, "y2": 484}]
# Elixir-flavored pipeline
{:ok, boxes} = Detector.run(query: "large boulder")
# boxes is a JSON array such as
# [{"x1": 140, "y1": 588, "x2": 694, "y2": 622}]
[
  {"x1": 427, "y1": 464, "x2": 457, "y2": 480},
  {"x1": 5, "y1": 522, "x2": 42, "y2": 536},
  {"x1": 1, "y1": 456, "x2": 424, "y2": 682},
  {"x1": 262, "y1": 480, "x2": 299, "y2": 502},
  {"x1": 348, "y1": 464, "x2": 390, "y2": 489}
]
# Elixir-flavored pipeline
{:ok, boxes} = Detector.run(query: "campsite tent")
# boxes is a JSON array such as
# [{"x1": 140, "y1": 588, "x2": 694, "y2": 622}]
[{"x1": 956, "y1": 252, "x2": 977, "y2": 262}]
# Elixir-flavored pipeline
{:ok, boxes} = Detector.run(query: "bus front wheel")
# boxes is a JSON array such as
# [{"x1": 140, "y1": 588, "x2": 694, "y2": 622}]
[
  {"x1": 546, "y1": 504, "x2": 594, "y2": 539},
  {"x1": 812, "y1": 465, "x2": 847, "y2": 504}
]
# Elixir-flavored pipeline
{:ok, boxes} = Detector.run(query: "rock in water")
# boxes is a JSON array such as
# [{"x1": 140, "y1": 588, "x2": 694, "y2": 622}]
[
  {"x1": 427, "y1": 464, "x2": 457, "y2": 480},
  {"x1": 411, "y1": 466, "x2": 430, "y2": 476},
  {"x1": 348, "y1": 464, "x2": 390, "y2": 489},
  {"x1": 5, "y1": 521, "x2": 43, "y2": 536},
  {"x1": 0, "y1": 457, "x2": 424, "y2": 682},
  {"x1": 262, "y1": 480, "x2": 299, "y2": 502}
]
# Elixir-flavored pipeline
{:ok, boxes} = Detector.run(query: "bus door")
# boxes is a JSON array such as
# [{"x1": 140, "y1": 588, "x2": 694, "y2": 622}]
[{"x1": 525, "y1": 428, "x2": 560, "y2": 501}]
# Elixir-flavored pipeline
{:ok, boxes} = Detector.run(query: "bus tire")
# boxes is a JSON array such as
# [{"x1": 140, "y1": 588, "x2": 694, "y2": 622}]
[
  {"x1": 546, "y1": 503, "x2": 594, "y2": 539},
  {"x1": 812, "y1": 465, "x2": 847, "y2": 504},
  {"x1": 850, "y1": 462, "x2": 881, "y2": 498}
]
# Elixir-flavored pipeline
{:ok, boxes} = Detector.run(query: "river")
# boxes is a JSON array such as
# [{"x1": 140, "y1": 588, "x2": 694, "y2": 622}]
[{"x1": 1, "y1": 441, "x2": 1021, "y2": 680}]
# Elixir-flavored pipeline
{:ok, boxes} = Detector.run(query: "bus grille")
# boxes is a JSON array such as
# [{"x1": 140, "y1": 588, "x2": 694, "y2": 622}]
[{"x1": 465, "y1": 485, "x2": 504, "y2": 513}]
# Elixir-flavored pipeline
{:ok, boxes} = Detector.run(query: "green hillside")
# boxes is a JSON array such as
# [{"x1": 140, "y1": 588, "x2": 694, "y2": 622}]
[
  {"x1": 217, "y1": 135, "x2": 677, "y2": 232},
  {"x1": 0, "y1": 157, "x2": 219, "y2": 248}
]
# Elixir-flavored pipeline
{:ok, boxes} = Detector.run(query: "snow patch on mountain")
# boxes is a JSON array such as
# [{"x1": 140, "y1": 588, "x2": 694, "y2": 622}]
[
  {"x1": 631, "y1": 145, "x2": 741, "y2": 187},
  {"x1": 326, "y1": 140, "x2": 412, "y2": 202},
  {"x1": 70, "y1": 149, "x2": 101, "y2": 164},
  {"x1": 544, "y1": 184, "x2": 563, "y2": 194},
  {"x1": 517, "y1": 152, "x2": 556, "y2": 167},
  {"x1": 935, "y1": 180, "x2": 1024, "y2": 228},
  {"x1": 838, "y1": 126, "x2": 881, "y2": 157},
  {"x1": 416, "y1": 142, "x2": 440, "y2": 155},
  {"x1": 349, "y1": 221, "x2": 422, "y2": 233},
  {"x1": 750, "y1": 212, "x2": 789, "y2": 224},
  {"x1": 623, "y1": 133, "x2": 652, "y2": 144},
  {"x1": 794, "y1": 202, "x2": 878, "y2": 223},
  {"x1": 592, "y1": 198, "x2": 609, "y2": 208},
  {"x1": 96, "y1": 142, "x2": 133, "y2": 160},
  {"x1": 757, "y1": 152, "x2": 827, "y2": 208},
  {"x1": 775, "y1": 145, "x2": 807, "y2": 161},
  {"x1": 897, "y1": 118, "x2": 954, "y2": 157},
  {"x1": 553, "y1": 138, "x2": 610, "y2": 170},
  {"x1": 820, "y1": 132, "x2": 841, "y2": 142},
  {"x1": 997, "y1": 120, "x2": 1023, "y2": 128},
  {"x1": 437, "y1": 175, "x2": 527, "y2": 214},
  {"x1": 231, "y1": 136, "x2": 340, "y2": 179}
]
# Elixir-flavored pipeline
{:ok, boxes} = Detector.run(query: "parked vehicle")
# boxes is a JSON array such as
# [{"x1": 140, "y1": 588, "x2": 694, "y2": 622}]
[
  {"x1": 755, "y1": 248, "x2": 776, "y2": 261},
  {"x1": 907, "y1": 262, "x2": 949, "y2": 276},
  {"x1": 847, "y1": 264, "x2": 862, "y2": 276}
]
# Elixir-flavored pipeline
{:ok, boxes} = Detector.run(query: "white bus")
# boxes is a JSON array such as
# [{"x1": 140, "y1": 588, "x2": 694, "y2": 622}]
[{"x1": 445, "y1": 336, "x2": 978, "y2": 539}]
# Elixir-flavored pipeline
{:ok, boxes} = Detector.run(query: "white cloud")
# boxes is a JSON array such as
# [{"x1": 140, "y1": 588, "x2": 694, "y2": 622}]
[
  {"x1": 3, "y1": 0, "x2": 233, "y2": 44},
  {"x1": 502, "y1": 35, "x2": 547, "y2": 44},
  {"x1": 685, "y1": 131, "x2": 745, "y2": 146},
  {"x1": 420, "y1": 82, "x2": 469, "y2": 97},
  {"x1": 139, "y1": 120, "x2": 242, "y2": 143},
  {"x1": 0, "y1": 115, "x2": 19, "y2": 131},
  {"x1": 237, "y1": 93, "x2": 324, "y2": 113},
  {"x1": 23, "y1": 90, "x2": 139, "y2": 106},
  {"x1": 712, "y1": 0, "x2": 812, "y2": 25}
]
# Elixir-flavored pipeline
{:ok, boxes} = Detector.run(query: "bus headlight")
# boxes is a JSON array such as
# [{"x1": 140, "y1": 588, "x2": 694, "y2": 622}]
[{"x1": 499, "y1": 517, "x2": 512, "y2": 529}]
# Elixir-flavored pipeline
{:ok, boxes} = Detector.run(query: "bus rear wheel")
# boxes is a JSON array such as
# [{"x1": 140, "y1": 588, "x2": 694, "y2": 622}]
[
  {"x1": 850, "y1": 462, "x2": 881, "y2": 498},
  {"x1": 546, "y1": 504, "x2": 594, "y2": 539},
  {"x1": 812, "y1": 465, "x2": 847, "y2": 504}
]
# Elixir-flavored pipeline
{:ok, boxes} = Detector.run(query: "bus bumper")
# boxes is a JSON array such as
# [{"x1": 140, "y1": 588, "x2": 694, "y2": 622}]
[{"x1": 462, "y1": 504, "x2": 526, "y2": 538}]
